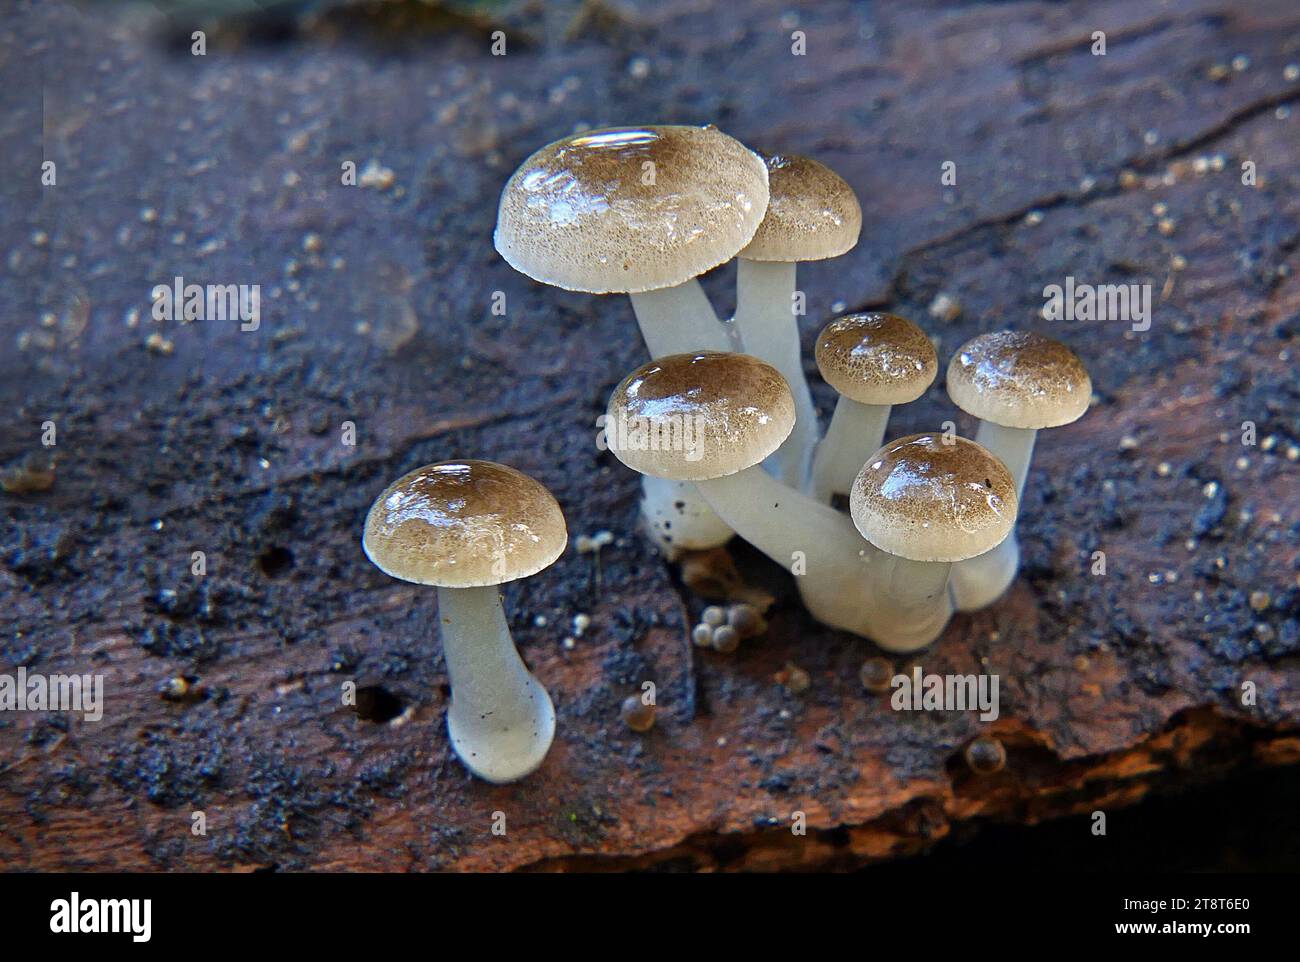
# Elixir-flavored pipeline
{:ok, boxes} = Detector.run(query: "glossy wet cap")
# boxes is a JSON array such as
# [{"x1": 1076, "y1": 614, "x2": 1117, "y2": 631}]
[
  {"x1": 740, "y1": 154, "x2": 861, "y2": 262},
  {"x1": 363, "y1": 460, "x2": 567, "y2": 588},
  {"x1": 815, "y1": 312, "x2": 937, "y2": 404},
  {"x1": 494, "y1": 125, "x2": 769, "y2": 294},
  {"x1": 947, "y1": 330, "x2": 1091, "y2": 429},
  {"x1": 850, "y1": 434, "x2": 1017, "y2": 562},
  {"x1": 606, "y1": 352, "x2": 795, "y2": 481}
]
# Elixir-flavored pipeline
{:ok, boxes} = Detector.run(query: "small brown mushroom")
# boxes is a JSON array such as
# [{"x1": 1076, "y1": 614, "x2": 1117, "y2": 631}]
[
  {"x1": 809, "y1": 313, "x2": 937, "y2": 503},
  {"x1": 362, "y1": 460, "x2": 567, "y2": 784},
  {"x1": 851, "y1": 435, "x2": 1018, "y2": 651},
  {"x1": 946, "y1": 331, "x2": 1091, "y2": 611}
]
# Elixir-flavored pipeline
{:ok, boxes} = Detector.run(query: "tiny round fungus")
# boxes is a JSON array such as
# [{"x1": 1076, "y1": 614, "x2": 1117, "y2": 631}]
[
  {"x1": 711, "y1": 624, "x2": 740, "y2": 653},
  {"x1": 727, "y1": 602, "x2": 767, "y2": 639},
  {"x1": 691, "y1": 623, "x2": 715, "y2": 648},
  {"x1": 945, "y1": 331, "x2": 1090, "y2": 611},
  {"x1": 850, "y1": 434, "x2": 1018, "y2": 651},
  {"x1": 362, "y1": 460, "x2": 566, "y2": 784},
  {"x1": 964, "y1": 735, "x2": 1007, "y2": 774},
  {"x1": 859, "y1": 656, "x2": 894, "y2": 693},
  {"x1": 701, "y1": 605, "x2": 727, "y2": 627},
  {"x1": 620, "y1": 695, "x2": 656, "y2": 732},
  {"x1": 734, "y1": 154, "x2": 862, "y2": 486},
  {"x1": 808, "y1": 312, "x2": 937, "y2": 504}
]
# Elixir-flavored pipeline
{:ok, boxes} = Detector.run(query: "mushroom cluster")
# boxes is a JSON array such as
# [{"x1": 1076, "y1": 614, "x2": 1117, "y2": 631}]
[
  {"x1": 360, "y1": 124, "x2": 1092, "y2": 783},
  {"x1": 495, "y1": 124, "x2": 1089, "y2": 641}
]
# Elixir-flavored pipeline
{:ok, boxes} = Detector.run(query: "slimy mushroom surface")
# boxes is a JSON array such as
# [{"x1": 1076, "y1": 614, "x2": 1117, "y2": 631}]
[
  {"x1": 809, "y1": 312, "x2": 937, "y2": 503},
  {"x1": 364, "y1": 460, "x2": 567, "y2": 587},
  {"x1": 738, "y1": 154, "x2": 862, "y2": 263},
  {"x1": 494, "y1": 125, "x2": 769, "y2": 295},
  {"x1": 363, "y1": 460, "x2": 566, "y2": 784},
  {"x1": 850, "y1": 434, "x2": 1017, "y2": 564},
  {"x1": 946, "y1": 330, "x2": 1091, "y2": 431},
  {"x1": 607, "y1": 351, "x2": 795, "y2": 481}
]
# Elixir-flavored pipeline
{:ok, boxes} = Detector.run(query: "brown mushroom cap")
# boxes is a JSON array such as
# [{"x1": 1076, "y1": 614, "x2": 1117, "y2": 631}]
[
  {"x1": 946, "y1": 331, "x2": 1092, "y2": 429},
  {"x1": 815, "y1": 312, "x2": 938, "y2": 405},
  {"x1": 739, "y1": 154, "x2": 862, "y2": 262},
  {"x1": 363, "y1": 460, "x2": 567, "y2": 588},
  {"x1": 606, "y1": 352, "x2": 795, "y2": 481},
  {"x1": 850, "y1": 434, "x2": 1017, "y2": 562},
  {"x1": 494, "y1": 125, "x2": 769, "y2": 294}
]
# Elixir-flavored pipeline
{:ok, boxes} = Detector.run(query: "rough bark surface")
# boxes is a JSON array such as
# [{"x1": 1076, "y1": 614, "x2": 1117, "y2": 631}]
[{"x1": 1, "y1": 0, "x2": 1298, "y2": 871}]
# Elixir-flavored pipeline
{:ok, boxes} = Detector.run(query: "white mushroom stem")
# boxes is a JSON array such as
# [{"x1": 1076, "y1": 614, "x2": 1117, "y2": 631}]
[
  {"x1": 436, "y1": 584, "x2": 555, "y2": 784},
  {"x1": 628, "y1": 279, "x2": 734, "y2": 553},
  {"x1": 628, "y1": 279, "x2": 730, "y2": 355},
  {"x1": 949, "y1": 421, "x2": 1037, "y2": 612},
  {"x1": 870, "y1": 555, "x2": 955, "y2": 652},
  {"x1": 638, "y1": 473, "x2": 734, "y2": 555},
  {"x1": 974, "y1": 421, "x2": 1037, "y2": 496},
  {"x1": 734, "y1": 259, "x2": 819, "y2": 487},
  {"x1": 807, "y1": 397, "x2": 891, "y2": 503}
]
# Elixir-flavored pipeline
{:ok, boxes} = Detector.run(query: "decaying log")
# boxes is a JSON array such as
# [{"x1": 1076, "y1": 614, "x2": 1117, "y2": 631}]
[{"x1": 1, "y1": 0, "x2": 1297, "y2": 871}]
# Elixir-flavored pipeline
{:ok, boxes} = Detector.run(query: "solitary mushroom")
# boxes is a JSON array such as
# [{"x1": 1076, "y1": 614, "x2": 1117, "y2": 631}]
[
  {"x1": 362, "y1": 460, "x2": 567, "y2": 783},
  {"x1": 733, "y1": 154, "x2": 862, "y2": 486},
  {"x1": 944, "y1": 331, "x2": 1091, "y2": 611},
  {"x1": 850, "y1": 434, "x2": 1018, "y2": 651},
  {"x1": 605, "y1": 351, "x2": 881, "y2": 636},
  {"x1": 495, "y1": 125, "x2": 770, "y2": 554},
  {"x1": 808, "y1": 312, "x2": 937, "y2": 504}
]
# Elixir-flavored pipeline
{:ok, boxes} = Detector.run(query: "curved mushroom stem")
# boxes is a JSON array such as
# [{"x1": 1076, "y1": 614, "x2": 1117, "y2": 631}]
[
  {"x1": 807, "y1": 397, "x2": 891, "y2": 504},
  {"x1": 734, "y1": 259, "x2": 819, "y2": 487},
  {"x1": 629, "y1": 279, "x2": 730, "y2": 355},
  {"x1": 628, "y1": 280, "x2": 734, "y2": 553},
  {"x1": 949, "y1": 422, "x2": 1037, "y2": 611},
  {"x1": 691, "y1": 467, "x2": 891, "y2": 640},
  {"x1": 694, "y1": 467, "x2": 956, "y2": 649},
  {"x1": 437, "y1": 585, "x2": 555, "y2": 784}
]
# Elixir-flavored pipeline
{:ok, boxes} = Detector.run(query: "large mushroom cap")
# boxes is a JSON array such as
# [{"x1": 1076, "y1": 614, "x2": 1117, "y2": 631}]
[
  {"x1": 494, "y1": 125, "x2": 769, "y2": 294},
  {"x1": 363, "y1": 460, "x2": 567, "y2": 588},
  {"x1": 815, "y1": 312, "x2": 937, "y2": 405},
  {"x1": 739, "y1": 154, "x2": 861, "y2": 262},
  {"x1": 947, "y1": 330, "x2": 1091, "y2": 429},
  {"x1": 606, "y1": 352, "x2": 795, "y2": 481},
  {"x1": 850, "y1": 434, "x2": 1017, "y2": 562}
]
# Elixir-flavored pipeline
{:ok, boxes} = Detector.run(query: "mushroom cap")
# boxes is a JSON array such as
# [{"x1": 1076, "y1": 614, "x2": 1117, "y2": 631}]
[
  {"x1": 815, "y1": 312, "x2": 938, "y2": 405},
  {"x1": 363, "y1": 460, "x2": 567, "y2": 588},
  {"x1": 850, "y1": 434, "x2": 1017, "y2": 562},
  {"x1": 494, "y1": 125, "x2": 769, "y2": 294},
  {"x1": 946, "y1": 330, "x2": 1092, "y2": 429},
  {"x1": 739, "y1": 154, "x2": 862, "y2": 262},
  {"x1": 606, "y1": 351, "x2": 795, "y2": 481}
]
